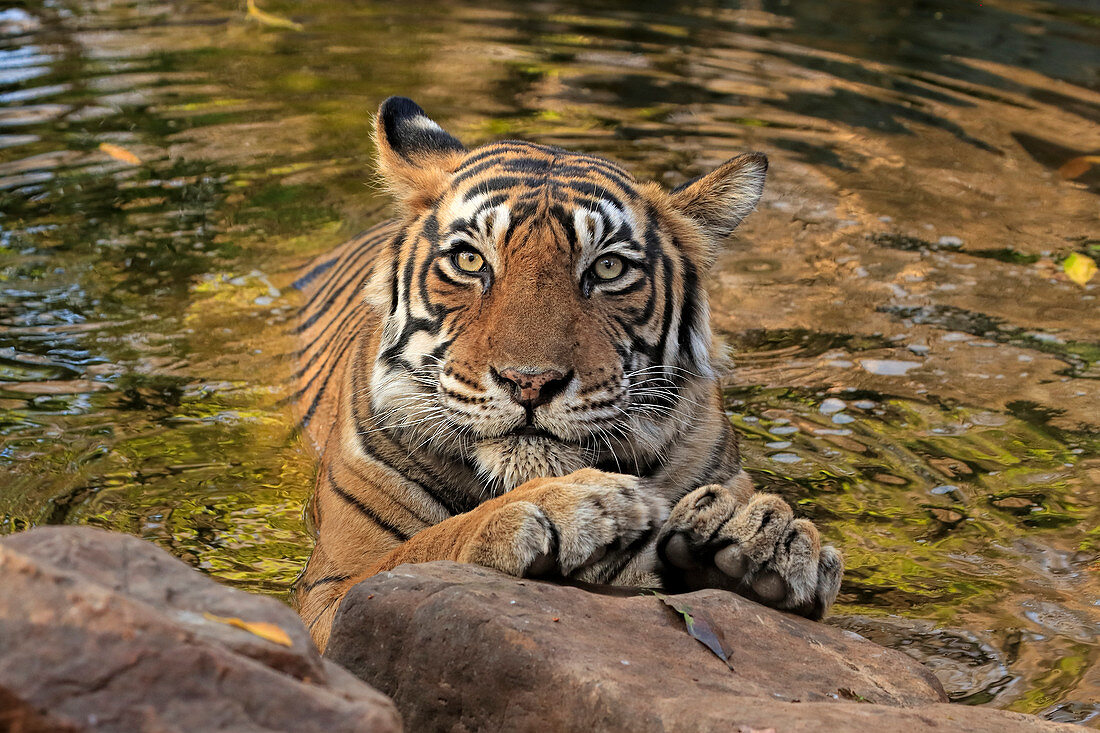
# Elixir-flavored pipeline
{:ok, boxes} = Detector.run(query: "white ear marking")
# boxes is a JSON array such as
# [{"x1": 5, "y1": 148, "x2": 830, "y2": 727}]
[{"x1": 404, "y1": 115, "x2": 445, "y2": 134}]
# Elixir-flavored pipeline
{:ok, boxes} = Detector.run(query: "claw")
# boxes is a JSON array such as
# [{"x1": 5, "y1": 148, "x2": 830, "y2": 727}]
[{"x1": 658, "y1": 479, "x2": 843, "y2": 620}]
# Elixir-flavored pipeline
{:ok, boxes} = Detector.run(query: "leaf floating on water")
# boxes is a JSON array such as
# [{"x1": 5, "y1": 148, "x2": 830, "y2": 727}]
[
  {"x1": 1058, "y1": 155, "x2": 1100, "y2": 180},
  {"x1": 246, "y1": 0, "x2": 304, "y2": 31},
  {"x1": 1063, "y1": 252, "x2": 1097, "y2": 286},
  {"x1": 98, "y1": 143, "x2": 141, "y2": 165},
  {"x1": 202, "y1": 612, "x2": 293, "y2": 647},
  {"x1": 654, "y1": 592, "x2": 735, "y2": 671}
]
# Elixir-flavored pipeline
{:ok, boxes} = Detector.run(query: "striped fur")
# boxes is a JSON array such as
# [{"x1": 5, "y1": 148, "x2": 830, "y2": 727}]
[{"x1": 292, "y1": 98, "x2": 840, "y2": 650}]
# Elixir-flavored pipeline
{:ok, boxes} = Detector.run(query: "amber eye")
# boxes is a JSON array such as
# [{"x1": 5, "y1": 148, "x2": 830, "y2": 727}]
[
  {"x1": 593, "y1": 255, "x2": 625, "y2": 281},
  {"x1": 453, "y1": 249, "x2": 485, "y2": 273}
]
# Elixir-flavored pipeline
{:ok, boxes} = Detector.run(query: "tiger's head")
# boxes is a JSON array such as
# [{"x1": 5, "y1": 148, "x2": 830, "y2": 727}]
[{"x1": 364, "y1": 97, "x2": 766, "y2": 493}]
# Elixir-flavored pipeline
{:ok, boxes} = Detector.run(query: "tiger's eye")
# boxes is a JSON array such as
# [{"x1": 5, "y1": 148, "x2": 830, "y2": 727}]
[
  {"x1": 454, "y1": 250, "x2": 485, "y2": 273},
  {"x1": 594, "y1": 255, "x2": 625, "y2": 280}
]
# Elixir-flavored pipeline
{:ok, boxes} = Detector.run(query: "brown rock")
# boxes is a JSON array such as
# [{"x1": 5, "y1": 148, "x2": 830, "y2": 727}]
[
  {"x1": 0, "y1": 527, "x2": 401, "y2": 733},
  {"x1": 326, "y1": 561, "x2": 1075, "y2": 733}
]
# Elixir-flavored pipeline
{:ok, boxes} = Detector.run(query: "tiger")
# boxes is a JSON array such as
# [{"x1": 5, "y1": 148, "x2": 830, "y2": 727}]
[{"x1": 292, "y1": 96, "x2": 843, "y2": 652}]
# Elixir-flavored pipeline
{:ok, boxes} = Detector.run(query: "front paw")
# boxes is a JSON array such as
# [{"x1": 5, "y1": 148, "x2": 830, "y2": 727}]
[
  {"x1": 459, "y1": 469, "x2": 667, "y2": 582},
  {"x1": 656, "y1": 481, "x2": 843, "y2": 619}
]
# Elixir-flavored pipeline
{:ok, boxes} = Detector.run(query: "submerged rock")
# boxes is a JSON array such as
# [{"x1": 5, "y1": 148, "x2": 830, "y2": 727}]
[
  {"x1": 327, "y1": 561, "x2": 1075, "y2": 733},
  {"x1": 0, "y1": 527, "x2": 400, "y2": 733}
]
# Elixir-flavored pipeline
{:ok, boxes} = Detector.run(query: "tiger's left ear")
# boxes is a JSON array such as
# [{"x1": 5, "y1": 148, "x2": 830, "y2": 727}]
[
  {"x1": 670, "y1": 152, "x2": 767, "y2": 242},
  {"x1": 373, "y1": 97, "x2": 467, "y2": 212}
]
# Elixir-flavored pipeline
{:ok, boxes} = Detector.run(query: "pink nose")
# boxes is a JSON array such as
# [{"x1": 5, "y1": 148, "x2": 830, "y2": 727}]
[{"x1": 496, "y1": 368, "x2": 571, "y2": 408}]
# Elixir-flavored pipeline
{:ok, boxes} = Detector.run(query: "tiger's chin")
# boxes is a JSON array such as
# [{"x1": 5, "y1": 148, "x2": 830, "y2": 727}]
[{"x1": 473, "y1": 435, "x2": 589, "y2": 494}]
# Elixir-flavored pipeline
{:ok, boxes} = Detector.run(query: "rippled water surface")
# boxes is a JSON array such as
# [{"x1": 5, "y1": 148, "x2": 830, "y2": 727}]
[{"x1": 1, "y1": 0, "x2": 1097, "y2": 724}]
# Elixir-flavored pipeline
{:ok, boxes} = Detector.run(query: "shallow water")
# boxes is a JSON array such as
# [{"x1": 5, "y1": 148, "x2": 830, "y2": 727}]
[{"x1": 1, "y1": 0, "x2": 1097, "y2": 723}]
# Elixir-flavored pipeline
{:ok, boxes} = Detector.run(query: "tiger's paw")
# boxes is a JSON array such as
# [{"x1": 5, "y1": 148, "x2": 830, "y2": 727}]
[
  {"x1": 656, "y1": 481, "x2": 842, "y2": 620},
  {"x1": 460, "y1": 469, "x2": 667, "y2": 582}
]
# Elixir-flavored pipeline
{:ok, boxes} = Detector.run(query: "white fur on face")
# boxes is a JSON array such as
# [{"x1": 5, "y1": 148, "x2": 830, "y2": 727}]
[
  {"x1": 365, "y1": 190, "x2": 712, "y2": 496},
  {"x1": 472, "y1": 436, "x2": 588, "y2": 495}
]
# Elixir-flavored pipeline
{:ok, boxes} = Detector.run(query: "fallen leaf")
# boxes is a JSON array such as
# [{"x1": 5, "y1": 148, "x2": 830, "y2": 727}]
[
  {"x1": 654, "y1": 592, "x2": 735, "y2": 671},
  {"x1": 1063, "y1": 252, "x2": 1097, "y2": 286},
  {"x1": 98, "y1": 143, "x2": 141, "y2": 165},
  {"x1": 202, "y1": 612, "x2": 293, "y2": 647},
  {"x1": 246, "y1": 0, "x2": 304, "y2": 31},
  {"x1": 1058, "y1": 155, "x2": 1100, "y2": 180}
]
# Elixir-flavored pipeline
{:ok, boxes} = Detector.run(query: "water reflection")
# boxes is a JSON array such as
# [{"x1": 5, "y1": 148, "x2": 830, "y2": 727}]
[{"x1": 0, "y1": 0, "x2": 1096, "y2": 724}]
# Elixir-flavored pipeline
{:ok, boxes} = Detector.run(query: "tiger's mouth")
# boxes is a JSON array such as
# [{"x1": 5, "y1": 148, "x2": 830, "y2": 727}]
[
  {"x1": 492, "y1": 422, "x2": 587, "y2": 448},
  {"x1": 508, "y1": 425, "x2": 557, "y2": 440}
]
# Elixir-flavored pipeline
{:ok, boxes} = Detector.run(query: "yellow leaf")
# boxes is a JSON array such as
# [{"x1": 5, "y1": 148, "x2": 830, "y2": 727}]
[
  {"x1": 246, "y1": 0, "x2": 303, "y2": 31},
  {"x1": 1063, "y1": 252, "x2": 1097, "y2": 286},
  {"x1": 98, "y1": 143, "x2": 142, "y2": 166},
  {"x1": 1058, "y1": 155, "x2": 1100, "y2": 180},
  {"x1": 203, "y1": 612, "x2": 294, "y2": 647}
]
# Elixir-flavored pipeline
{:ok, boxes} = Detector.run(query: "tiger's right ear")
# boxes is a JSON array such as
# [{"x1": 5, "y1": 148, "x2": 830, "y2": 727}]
[{"x1": 373, "y1": 97, "x2": 466, "y2": 212}]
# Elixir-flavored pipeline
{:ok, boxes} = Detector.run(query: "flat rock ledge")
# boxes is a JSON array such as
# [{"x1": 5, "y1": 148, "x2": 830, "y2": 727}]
[
  {"x1": 0, "y1": 527, "x2": 1074, "y2": 733},
  {"x1": 327, "y1": 561, "x2": 1076, "y2": 733},
  {"x1": 0, "y1": 527, "x2": 400, "y2": 733}
]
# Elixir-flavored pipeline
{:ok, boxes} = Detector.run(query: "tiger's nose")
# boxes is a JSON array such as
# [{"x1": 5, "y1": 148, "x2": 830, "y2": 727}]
[{"x1": 495, "y1": 368, "x2": 572, "y2": 408}]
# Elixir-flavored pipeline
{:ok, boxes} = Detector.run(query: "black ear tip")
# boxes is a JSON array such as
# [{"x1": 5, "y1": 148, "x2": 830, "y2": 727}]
[
  {"x1": 376, "y1": 96, "x2": 466, "y2": 162},
  {"x1": 379, "y1": 96, "x2": 427, "y2": 122}
]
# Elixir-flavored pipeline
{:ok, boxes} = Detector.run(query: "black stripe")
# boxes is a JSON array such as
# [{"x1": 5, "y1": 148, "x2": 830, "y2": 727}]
[
  {"x1": 561, "y1": 179, "x2": 631, "y2": 204},
  {"x1": 297, "y1": 330, "x2": 360, "y2": 427},
  {"x1": 676, "y1": 249, "x2": 701, "y2": 362},
  {"x1": 653, "y1": 253, "x2": 676, "y2": 362},
  {"x1": 292, "y1": 258, "x2": 336, "y2": 291},
  {"x1": 327, "y1": 464, "x2": 411, "y2": 541},
  {"x1": 294, "y1": 293, "x2": 369, "y2": 375},
  {"x1": 296, "y1": 256, "x2": 374, "y2": 334},
  {"x1": 452, "y1": 142, "x2": 538, "y2": 172},
  {"x1": 551, "y1": 163, "x2": 634, "y2": 191},
  {"x1": 461, "y1": 175, "x2": 535, "y2": 200},
  {"x1": 300, "y1": 227, "x2": 390, "y2": 313},
  {"x1": 343, "y1": 457, "x2": 439, "y2": 527},
  {"x1": 307, "y1": 596, "x2": 342, "y2": 631},
  {"x1": 302, "y1": 573, "x2": 351, "y2": 591},
  {"x1": 349, "y1": 356, "x2": 473, "y2": 517},
  {"x1": 451, "y1": 154, "x2": 544, "y2": 186}
]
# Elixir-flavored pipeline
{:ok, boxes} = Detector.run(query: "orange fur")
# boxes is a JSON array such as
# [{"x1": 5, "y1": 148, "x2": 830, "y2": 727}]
[{"x1": 292, "y1": 97, "x2": 840, "y2": 651}]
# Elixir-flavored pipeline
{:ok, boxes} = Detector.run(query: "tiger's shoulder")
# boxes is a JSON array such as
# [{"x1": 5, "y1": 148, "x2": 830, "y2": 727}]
[{"x1": 292, "y1": 220, "x2": 400, "y2": 453}]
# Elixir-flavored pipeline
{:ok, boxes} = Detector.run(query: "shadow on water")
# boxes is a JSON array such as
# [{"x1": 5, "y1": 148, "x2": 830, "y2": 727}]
[{"x1": 0, "y1": 0, "x2": 1097, "y2": 724}]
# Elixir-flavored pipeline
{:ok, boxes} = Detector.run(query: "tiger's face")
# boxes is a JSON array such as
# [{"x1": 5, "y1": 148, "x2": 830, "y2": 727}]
[{"x1": 365, "y1": 98, "x2": 766, "y2": 493}]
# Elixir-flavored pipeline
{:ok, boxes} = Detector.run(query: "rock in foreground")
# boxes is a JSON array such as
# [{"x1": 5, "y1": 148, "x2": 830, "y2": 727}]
[
  {"x1": 0, "y1": 527, "x2": 400, "y2": 733},
  {"x1": 327, "y1": 562, "x2": 1074, "y2": 733}
]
